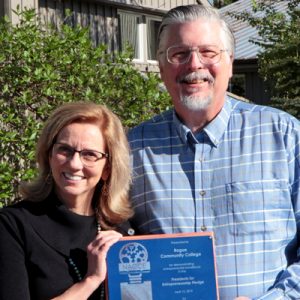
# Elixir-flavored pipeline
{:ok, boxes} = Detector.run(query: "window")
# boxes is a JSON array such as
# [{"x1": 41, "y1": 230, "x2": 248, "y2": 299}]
[
  {"x1": 147, "y1": 18, "x2": 161, "y2": 61},
  {"x1": 228, "y1": 74, "x2": 246, "y2": 97},
  {"x1": 118, "y1": 10, "x2": 161, "y2": 63}
]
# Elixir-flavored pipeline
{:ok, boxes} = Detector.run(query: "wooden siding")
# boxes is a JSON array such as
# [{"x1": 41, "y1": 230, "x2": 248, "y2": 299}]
[
  {"x1": 244, "y1": 71, "x2": 270, "y2": 105},
  {"x1": 123, "y1": 0, "x2": 200, "y2": 10},
  {"x1": 2, "y1": 0, "x2": 38, "y2": 23},
  {"x1": 1, "y1": 0, "x2": 210, "y2": 23},
  {"x1": 39, "y1": 0, "x2": 119, "y2": 50},
  {"x1": 2, "y1": 0, "x2": 211, "y2": 72},
  {"x1": 0, "y1": 1, "x2": 4, "y2": 18}
]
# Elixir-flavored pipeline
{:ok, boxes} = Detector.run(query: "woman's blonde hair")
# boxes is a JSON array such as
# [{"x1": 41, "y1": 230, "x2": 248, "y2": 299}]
[{"x1": 20, "y1": 102, "x2": 133, "y2": 228}]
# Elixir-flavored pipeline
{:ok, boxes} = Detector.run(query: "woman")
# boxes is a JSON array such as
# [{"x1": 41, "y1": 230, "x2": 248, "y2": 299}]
[{"x1": 0, "y1": 102, "x2": 134, "y2": 299}]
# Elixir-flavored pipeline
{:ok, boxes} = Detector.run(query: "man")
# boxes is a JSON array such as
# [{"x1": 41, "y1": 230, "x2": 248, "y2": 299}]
[{"x1": 128, "y1": 4, "x2": 300, "y2": 300}]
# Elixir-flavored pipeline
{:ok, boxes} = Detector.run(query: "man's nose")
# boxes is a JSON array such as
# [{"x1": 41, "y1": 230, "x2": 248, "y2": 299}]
[{"x1": 187, "y1": 50, "x2": 204, "y2": 70}]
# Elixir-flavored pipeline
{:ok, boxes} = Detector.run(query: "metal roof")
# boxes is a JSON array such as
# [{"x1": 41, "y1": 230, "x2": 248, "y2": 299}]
[{"x1": 219, "y1": 0, "x2": 289, "y2": 60}]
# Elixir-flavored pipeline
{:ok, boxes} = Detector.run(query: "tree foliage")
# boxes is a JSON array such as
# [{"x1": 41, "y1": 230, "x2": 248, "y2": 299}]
[
  {"x1": 0, "y1": 8, "x2": 171, "y2": 206},
  {"x1": 213, "y1": 0, "x2": 238, "y2": 8},
  {"x1": 230, "y1": 0, "x2": 300, "y2": 118}
]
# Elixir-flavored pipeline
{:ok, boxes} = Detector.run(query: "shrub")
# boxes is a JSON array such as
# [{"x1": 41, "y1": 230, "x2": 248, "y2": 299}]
[{"x1": 0, "y1": 8, "x2": 171, "y2": 206}]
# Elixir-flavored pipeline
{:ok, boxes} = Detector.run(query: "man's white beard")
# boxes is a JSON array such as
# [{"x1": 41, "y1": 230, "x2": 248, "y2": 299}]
[{"x1": 180, "y1": 93, "x2": 212, "y2": 111}]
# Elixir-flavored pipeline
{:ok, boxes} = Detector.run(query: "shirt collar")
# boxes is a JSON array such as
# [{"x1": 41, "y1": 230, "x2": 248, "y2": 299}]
[
  {"x1": 173, "y1": 110, "x2": 191, "y2": 144},
  {"x1": 173, "y1": 97, "x2": 232, "y2": 147}
]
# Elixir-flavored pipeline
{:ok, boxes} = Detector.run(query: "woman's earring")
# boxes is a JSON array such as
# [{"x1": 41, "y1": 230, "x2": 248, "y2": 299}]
[
  {"x1": 45, "y1": 171, "x2": 53, "y2": 185},
  {"x1": 102, "y1": 182, "x2": 109, "y2": 196}
]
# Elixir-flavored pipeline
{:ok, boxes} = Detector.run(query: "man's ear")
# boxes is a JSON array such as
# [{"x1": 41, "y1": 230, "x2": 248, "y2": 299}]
[
  {"x1": 159, "y1": 62, "x2": 165, "y2": 81},
  {"x1": 228, "y1": 54, "x2": 234, "y2": 79}
]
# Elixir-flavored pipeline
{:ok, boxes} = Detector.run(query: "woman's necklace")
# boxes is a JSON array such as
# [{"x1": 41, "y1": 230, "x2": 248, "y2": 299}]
[{"x1": 68, "y1": 220, "x2": 104, "y2": 297}]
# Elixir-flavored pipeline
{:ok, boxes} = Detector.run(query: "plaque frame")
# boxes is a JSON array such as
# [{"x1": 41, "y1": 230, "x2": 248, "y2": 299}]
[{"x1": 106, "y1": 232, "x2": 219, "y2": 300}]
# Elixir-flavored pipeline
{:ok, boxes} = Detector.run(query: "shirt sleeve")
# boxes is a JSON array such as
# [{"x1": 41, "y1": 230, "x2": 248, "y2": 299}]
[{"x1": 0, "y1": 211, "x2": 31, "y2": 300}]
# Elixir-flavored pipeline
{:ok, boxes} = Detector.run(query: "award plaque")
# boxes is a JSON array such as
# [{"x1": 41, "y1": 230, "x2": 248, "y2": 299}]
[{"x1": 106, "y1": 232, "x2": 219, "y2": 300}]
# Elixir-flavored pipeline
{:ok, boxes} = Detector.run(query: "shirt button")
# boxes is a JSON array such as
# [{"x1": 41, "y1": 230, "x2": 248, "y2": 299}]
[
  {"x1": 127, "y1": 228, "x2": 135, "y2": 236},
  {"x1": 199, "y1": 156, "x2": 204, "y2": 162},
  {"x1": 201, "y1": 225, "x2": 207, "y2": 231},
  {"x1": 199, "y1": 190, "x2": 206, "y2": 196}
]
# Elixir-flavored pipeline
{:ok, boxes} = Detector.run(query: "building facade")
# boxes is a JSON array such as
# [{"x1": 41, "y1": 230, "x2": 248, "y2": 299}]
[{"x1": 1, "y1": 0, "x2": 210, "y2": 72}]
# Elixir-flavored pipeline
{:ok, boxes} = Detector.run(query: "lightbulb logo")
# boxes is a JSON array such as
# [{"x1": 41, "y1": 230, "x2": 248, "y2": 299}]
[
  {"x1": 118, "y1": 242, "x2": 153, "y2": 300},
  {"x1": 119, "y1": 242, "x2": 150, "y2": 279},
  {"x1": 120, "y1": 242, "x2": 148, "y2": 263}
]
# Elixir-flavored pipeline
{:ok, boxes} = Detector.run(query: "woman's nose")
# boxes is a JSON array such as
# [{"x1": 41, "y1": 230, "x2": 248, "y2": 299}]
[{"x1": 68, "y1": 152, "x2": 84, "y2": 168}]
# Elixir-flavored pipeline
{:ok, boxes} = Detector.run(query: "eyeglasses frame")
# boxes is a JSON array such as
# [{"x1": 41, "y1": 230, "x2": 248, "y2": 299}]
[
  {"x1": 52, "y1": 142, "x2": 109, "y2": 167},
  {"x1": 164, "y1": 45, "x2": 228, "y2": 65}
]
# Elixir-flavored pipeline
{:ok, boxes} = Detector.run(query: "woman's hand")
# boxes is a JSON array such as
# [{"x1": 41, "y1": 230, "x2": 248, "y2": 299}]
[
  {"x1": 52, "y1": 230, "x2": 122, "y2": 300},
  {"x1": 85, "y1": 230, "x2": 122, "y2": 288}
]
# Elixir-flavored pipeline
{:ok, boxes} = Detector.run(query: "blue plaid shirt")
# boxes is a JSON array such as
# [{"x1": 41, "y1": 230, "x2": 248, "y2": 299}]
[{"x1": 128, "y1": 96, "x2": 300, "y2": 300}]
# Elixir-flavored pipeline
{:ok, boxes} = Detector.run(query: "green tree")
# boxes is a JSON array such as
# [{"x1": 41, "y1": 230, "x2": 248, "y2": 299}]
[
  {"x1": 0, "y1": 8, "x2": 171, "y2": 206},
  {"x1": 213, "y1": 0, "x2": 238, "y2": 8},
  {"x1": 230, "y1": 0, "x2": 300, "y2": 118}
]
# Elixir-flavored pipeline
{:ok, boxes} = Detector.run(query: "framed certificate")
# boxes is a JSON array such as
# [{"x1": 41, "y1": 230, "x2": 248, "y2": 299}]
[{"x1": 106, "y1": 232, "x2": 219, "y2": 300}]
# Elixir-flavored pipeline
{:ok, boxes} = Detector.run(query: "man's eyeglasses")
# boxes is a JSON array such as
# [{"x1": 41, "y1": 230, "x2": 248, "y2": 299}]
[
  {"x1": 165, "y1": 45, "x2": 228, "y2": 65},
  {"x1": 52, "y1": 143, "x2": 109, "y2": 167}
]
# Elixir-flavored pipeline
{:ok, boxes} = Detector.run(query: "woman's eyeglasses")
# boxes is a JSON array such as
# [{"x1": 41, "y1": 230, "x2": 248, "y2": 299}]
[{"x1": 52, "y1": 143, "x2": 109, "y2": 167}]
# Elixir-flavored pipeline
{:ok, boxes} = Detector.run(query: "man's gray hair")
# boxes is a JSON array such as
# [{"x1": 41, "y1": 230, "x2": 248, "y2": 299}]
[{"x1": 157, "y1": 4, "x2": 235, "y2": 57}]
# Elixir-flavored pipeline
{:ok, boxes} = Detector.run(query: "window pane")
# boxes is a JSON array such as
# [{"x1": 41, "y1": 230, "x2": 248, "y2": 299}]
[
  {"x1": 147, "y1": 19, "x2": 161, "y2": 60},
  {"x1": 119, "y1": 13, "x2": 139, "y2": 59}
]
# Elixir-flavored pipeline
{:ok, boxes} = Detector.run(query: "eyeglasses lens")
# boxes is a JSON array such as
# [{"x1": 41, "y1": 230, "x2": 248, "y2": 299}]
[
  {"x1": 53, "y1": 144, "x2": 106, "y2": 167},
  {"x1": 167, "y1": 46, "x2": 222, "y2": 65}
]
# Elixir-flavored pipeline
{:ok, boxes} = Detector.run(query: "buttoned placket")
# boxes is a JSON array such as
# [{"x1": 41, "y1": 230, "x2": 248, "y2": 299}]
[{"x1": 193, "y1": 132, "x2": 213, "y2": 232}]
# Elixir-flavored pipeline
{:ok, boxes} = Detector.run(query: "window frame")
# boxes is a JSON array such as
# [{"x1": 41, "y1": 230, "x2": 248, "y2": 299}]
[{"x1": 118, "y1": 9, "x2": 161, "y2": 64}]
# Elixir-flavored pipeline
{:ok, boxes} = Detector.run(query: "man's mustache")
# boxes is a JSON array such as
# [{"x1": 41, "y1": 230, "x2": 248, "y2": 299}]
[{"x1": 177, "y1": 72, "x2": 214, "y2": 84}]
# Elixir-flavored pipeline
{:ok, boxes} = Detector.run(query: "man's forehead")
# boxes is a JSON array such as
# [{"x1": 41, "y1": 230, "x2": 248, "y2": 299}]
[{"x1": 162, "y1": 19, "x2": 223, "y2": 46}]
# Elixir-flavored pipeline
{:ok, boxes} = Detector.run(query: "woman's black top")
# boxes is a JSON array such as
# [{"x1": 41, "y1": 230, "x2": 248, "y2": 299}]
[{"x1": 0, "y1": 195, "x2": 133, "y2": 300}]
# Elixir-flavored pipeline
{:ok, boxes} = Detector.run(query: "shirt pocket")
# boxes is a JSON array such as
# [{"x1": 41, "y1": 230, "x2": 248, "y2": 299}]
[{"x1": 225, "y1": 180, "x2": 293, "y2": 237}]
